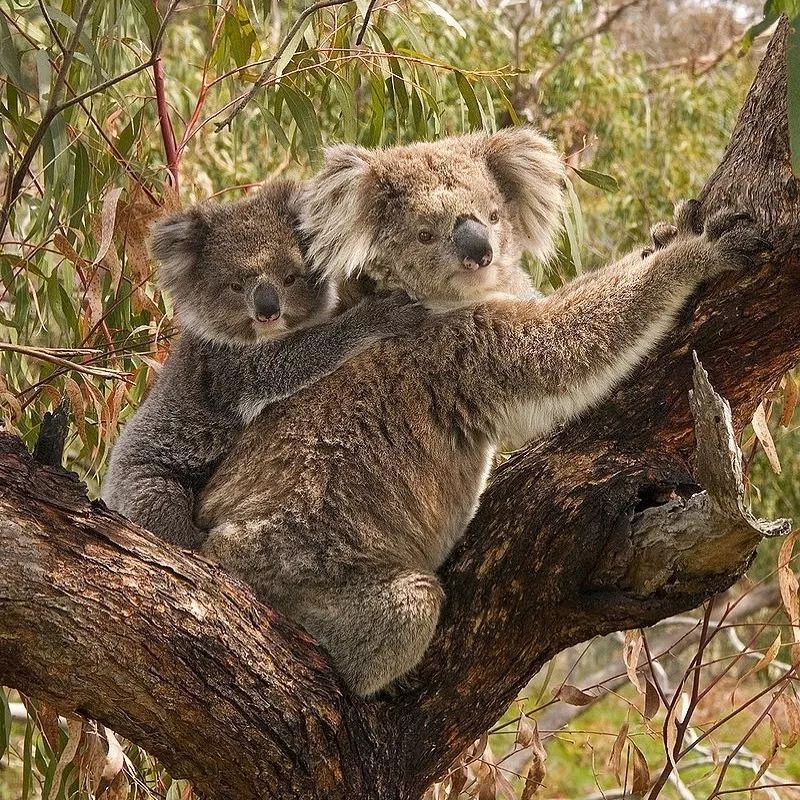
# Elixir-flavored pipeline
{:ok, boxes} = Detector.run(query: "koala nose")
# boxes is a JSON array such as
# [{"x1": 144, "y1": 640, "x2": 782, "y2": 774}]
[
  {"x1": 252, "y1": 283, "x2": 281, "y2": 322},
  {"x1": 453, "y1": 217, "x2": 493, "y2": 271}
]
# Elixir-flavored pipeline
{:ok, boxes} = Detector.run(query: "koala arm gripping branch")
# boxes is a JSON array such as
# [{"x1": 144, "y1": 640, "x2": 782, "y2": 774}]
[
  {"x1": 232, "y1": 292, "x2": 428, "y2": 424},
  {"x1": 461, "y1": 210, "x2": 767, "y2": 447}
]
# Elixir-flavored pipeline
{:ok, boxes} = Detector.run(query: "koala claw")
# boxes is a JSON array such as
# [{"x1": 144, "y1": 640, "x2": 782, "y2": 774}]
[
  {"x1": 704, "y1": 210, "x2": 754, "y2": 241},
  {"x1": 703, "y1": 210, "x2": 769, "y2": 273}
]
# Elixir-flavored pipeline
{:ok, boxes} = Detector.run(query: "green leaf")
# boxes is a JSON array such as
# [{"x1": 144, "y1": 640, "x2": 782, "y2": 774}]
[
  {"x1": 225, "y1": 2, "x2": 260, "y2": 68},
  {"x1": 281, "y1": 84, "x2": 321, "y2": 165},
  {"x1": 740, "y1": 2, "x2": 780, "y2": 55},
  {"x1": 562, "y1": 205, "x2": 582, "y2": 275},
  {"x1": 0, "y1": 689, "x2": 10, "y2": 761},
  {"x1": 572, "y1": 166, "x2": 620, "y2": 194},
  {"x1": 422, "y1": 0, "x2": 466, "y2": 38},
  {"x1": 22, "y1": 717, "x2": 33, "y2": 800},
  {"x1": 131, "y1": 0, "x2": 162, "y2": 44},
  {"x1": 274, "y1": 15, "x2": 312, "y2": 77},
  {"x1": 454, "y1": 70, "x2": 482, "y2": 130},
  {"x1": 788, "y1": 16, "x2": 800, "y2": 176},
  {"x1": 0, "y1": 14, "x2": 25, "y2": 92},
  {"x1": 70, "y1": 140, "x2": 91, "y2": 223}
]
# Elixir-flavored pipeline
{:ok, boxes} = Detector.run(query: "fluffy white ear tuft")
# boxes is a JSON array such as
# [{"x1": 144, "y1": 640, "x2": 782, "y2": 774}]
[
  {"x1": 149, "y1": 208, "x2": 210, "y2": 300},
  {"x1": 299, "y1": 144, "x2": 379, "y2": 280},
  {"x1": 476, "y1": 127, "x2": 565, "y2": 263}
]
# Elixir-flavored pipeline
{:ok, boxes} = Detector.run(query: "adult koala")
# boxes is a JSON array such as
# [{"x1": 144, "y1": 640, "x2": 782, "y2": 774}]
[{"x1": 196, "y1": 128, "x2": 765, "y2": 696}]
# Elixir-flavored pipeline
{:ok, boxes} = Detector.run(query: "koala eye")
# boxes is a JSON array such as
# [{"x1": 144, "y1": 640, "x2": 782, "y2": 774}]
[
  {"x1": 284, "y1": 274, "x2": 298, "y2": 287},
  {"x1": 230, "y1": 282, "x2": 244, "y2": 293},
  {"x1": 489, "y1": 210, "x2": 500, "y2": 223},
  {"x1": 418, "y1": 230, "x2": 434, "y2": 244}
]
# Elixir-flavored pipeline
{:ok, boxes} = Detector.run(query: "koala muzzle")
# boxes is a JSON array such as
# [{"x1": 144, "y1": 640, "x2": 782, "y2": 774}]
[
  {"x1": 252, "y1": 283, "x2": 281, "y2": 322},
  {"x1": 453, "y1": 217, "x2": 493, "y2": 271}
]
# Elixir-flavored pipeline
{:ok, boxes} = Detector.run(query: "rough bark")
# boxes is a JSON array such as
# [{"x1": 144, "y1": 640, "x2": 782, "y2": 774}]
[{"x1": 1, "y1": 20, "x2": 799, "y2": 800}]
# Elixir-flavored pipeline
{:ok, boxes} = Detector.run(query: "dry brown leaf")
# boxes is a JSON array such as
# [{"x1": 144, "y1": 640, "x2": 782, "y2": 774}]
[
  {"x1": 0, "y1": 390, "x2": 22, "y2": 426},
  {"x1": 752, "y1": 401, "x2": 782, "y2": 474},
  {"x1": 448, "y1": 765, "x2": 468, "y2": 799},
  {"x1": 558, "y1": 684, "x2": 595, "y2": 706},
  {"x1": 776, "y1": 694, "x2": 800, "y2": 748},
  {"x1": 607, "y1": 720, "x2": 629, "y2": 785},
  {"x1": 781, "y1": 373, "x2": 799, "y2": 427},
  {"x1": 643, "y1": 677, "x2": 660, "y2": 720},
  {"x1": 91, "y1": 216, "x2": 123, "y2": 289},
  {"x1": 63, "y1": 376, "x2": 86, "y2": 440},
  {"x1": 76, "y1": 720, "x2": 107, "y2": 789},
  {"x1": 100, "y1": 727, "x2": 125, "y2": 786},
  {"x1": 750, "y1": 632, "x2": 782, "y2": 677},
  {"x1": 516, "y1": 714, "x2": 536, "y2": 749},
  {"x1": 778, "y1": 530, "x2": 800, "y2": 627},
  {"x1": 630, "y1": 741, "x2": 650, "y2": 795},
  {"x1": 46, "y1": 717, "x2": 83, "y2": 800},
  {"x1": 93, "y1": 187, "x2": 124, "y2": 266},
  {"x1": 623, "y1": 629, "x2": 644, "y2": 694},
  {"x1": 99, "y1": 769, "x2": 129, "y2": 800},
  {"x1": 473, "y1": 751, "x2": 495, "y2": 800},
  {"x1": 520, "y1": 720, "x2": 546, "y2": 800},
  {"x1": 54, "y1": 232, "x2": 88, "y2": 270},
  {"x1": 102, "y1": 382, "x2": 126, "y2": 441},
  {"x1": 750, "y1": 714, "x2": 781, "y2": 787}
]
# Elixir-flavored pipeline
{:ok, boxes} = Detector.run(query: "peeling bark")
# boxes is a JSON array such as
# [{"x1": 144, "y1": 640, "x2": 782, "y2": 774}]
[{"x1": 0, "y1": 21, "x2": 799, "y2": 800}]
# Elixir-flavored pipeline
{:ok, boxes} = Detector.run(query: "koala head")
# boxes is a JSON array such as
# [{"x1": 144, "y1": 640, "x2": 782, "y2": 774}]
[
  {"x1": 300, "y1": 127, "x2": 565, "y2": 305},
  {"x1": 149, "y1": 179, "x2": 335, "y2": 344}
]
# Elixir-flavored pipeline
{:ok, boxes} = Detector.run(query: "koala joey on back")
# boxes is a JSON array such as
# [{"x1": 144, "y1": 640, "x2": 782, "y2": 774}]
[
  {"x1": 196, "y1": 128, "x2": 769, "y2": 697},
  {"x1": 101, "y1": 178, "x2": 427, "y2": 549}
]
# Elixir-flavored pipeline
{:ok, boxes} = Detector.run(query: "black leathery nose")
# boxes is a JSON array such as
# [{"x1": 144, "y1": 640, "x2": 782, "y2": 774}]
[
  {"x1": 253, "y1": 283, "x2": 281, "y2": 321},
  {"x1": 452, "y1": 216, "x2": 493, "y2": 268}
]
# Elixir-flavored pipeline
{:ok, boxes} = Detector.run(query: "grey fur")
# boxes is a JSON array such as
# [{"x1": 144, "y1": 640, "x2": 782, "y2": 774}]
[
  {"x1": 197, "y1": 133, "x2": 767, "y2": 696},
  {"x1": 102, "y1": 179, "x2": 428, "y2": 548}
]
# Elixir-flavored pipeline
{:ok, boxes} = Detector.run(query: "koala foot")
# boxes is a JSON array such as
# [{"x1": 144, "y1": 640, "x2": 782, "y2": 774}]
[
  {"x1": 375, "y1": 669, "x2": 423, "y2": 701},
  {"x1": 650, "y1": 221, "x2": 679, "y2": 250},
  {"x1": 701, "y1": 209, "x2": 772, "y2": 274}
]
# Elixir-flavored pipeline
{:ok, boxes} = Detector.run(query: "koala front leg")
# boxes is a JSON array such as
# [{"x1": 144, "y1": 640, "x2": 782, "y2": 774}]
[
  {"x1": 234, "y1": 291, "x2": 428, "y2": 423},
  {"x1": 472, "y1": 207, "x2": 768, "y2": 445},
  {"x1": 110, "y1": 473, "x2": 208, "y2": 549},
  {"x1": 302, "y1": 570, "x2": 443, "y2": 698}
]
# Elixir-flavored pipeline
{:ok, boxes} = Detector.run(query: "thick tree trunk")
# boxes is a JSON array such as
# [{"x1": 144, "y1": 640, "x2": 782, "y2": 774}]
[{"x1": 1, "y1": 21, "x2": 799, "y2": 800}]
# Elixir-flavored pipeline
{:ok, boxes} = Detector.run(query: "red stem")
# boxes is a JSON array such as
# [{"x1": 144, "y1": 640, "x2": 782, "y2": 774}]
[{"x1": 152, "y1": 57, "x2": 179, "y2": 192}]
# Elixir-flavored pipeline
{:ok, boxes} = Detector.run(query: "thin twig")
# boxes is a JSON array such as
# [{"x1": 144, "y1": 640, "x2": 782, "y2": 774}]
[
  {"x1": 0, "y1": 0, "x2": 180, "y2": 234},
  {"x1": 0, "y1": 0, "x2": 94, "y2": 235},
  {"x1": 355, "y1": 0, "x2": 378, "y2": 45},
  {"x1": 0, "y1": 343, "x2": 128, "y2": 381}
]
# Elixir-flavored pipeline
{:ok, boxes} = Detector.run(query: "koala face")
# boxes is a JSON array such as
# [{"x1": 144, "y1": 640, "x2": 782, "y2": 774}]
[
  {"x1": 300, "y1": 127, "x2": 565, "y2": 305},
  {"x1": 149, "y1": 179, "x2": 335, "y2": 345}
]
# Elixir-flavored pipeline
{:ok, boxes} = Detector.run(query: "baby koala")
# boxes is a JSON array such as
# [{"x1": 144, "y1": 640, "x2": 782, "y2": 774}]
[{"x1": 102, "y1": 179, "x2": 426, "y2": 549}]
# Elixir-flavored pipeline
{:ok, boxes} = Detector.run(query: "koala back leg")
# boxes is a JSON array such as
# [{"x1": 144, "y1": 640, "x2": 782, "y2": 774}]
[{"x1": 303, "y1": 570, "x2": 444, "y2": 697}]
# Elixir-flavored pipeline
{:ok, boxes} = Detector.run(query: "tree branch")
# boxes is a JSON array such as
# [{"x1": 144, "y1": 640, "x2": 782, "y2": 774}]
[{"x1": 0, "y1": 18, "x2": 798, "y2": 800}]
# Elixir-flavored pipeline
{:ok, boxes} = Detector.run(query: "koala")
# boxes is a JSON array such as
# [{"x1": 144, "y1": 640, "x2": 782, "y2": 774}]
[
  {"x1": 195, "y1": 129, "x2": 767, "y2": 696},
  {"x1": 101, "y1": 178, "x2": 427, "y2": 549}
]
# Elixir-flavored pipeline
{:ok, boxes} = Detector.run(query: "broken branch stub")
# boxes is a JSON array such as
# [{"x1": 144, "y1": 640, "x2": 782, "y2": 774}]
[{"x1": 593, "y1": 355, "x2": 790, "y2": 596}]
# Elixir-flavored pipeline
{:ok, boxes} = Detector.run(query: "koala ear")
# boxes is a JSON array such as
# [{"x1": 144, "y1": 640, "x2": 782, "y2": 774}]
[
  {"x1": 299, "y1": 144, "x2": 379, "y2": 280},
  {"x1": 476, "y1": 126, "x2": 565, "y2": 263},
  {"x1": 148, "y1": 207, "x2": 210, "y2": 299}
]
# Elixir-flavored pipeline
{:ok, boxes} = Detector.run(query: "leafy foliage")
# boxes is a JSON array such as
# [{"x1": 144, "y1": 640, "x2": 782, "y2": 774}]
[{"x1": 1, "y1": 1, "x2": 798, "y2": 799}]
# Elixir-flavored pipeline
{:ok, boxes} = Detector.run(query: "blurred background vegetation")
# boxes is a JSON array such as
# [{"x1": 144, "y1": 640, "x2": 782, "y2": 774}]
[{"x1": 1, "y1": 0, "x2": 799, "y2": 798}]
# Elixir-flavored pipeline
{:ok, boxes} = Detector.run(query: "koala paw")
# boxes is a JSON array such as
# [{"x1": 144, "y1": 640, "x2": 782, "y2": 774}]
[
  {"x1": 702, "y1": 209, "x2": 772, "y2": 274},
  {"x1": 366, "y1": 290, "x2": 428, "y2": 336},
  {"x1": 650, "y1": 221, "x2": 679, "y2": 250},
  {"x1": 674, "y1": 198, "x2": 705, "y2": 235}
]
